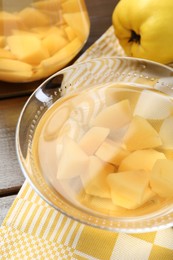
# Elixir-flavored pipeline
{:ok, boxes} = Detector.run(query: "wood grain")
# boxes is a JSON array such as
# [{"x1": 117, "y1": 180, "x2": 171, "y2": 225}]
[
  {"x1": 0, "y1": 97, "x2": 27, "y2": 195},
  {"x1": 0, "y1": 195, "x2": 16, "y2": 225}
]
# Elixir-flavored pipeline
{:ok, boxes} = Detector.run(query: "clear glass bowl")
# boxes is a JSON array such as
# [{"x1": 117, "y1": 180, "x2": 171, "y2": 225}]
[
  {"x1": 16, "y1": 56, "x2": 173, "y2": 233},
  {"x1": 0, "y1": 0, "x2": 90, "y2": 82}
]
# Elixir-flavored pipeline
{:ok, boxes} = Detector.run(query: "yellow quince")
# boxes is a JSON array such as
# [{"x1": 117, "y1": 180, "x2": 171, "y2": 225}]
[{"x1": 112, "y1": 0, "x2": 173, "y2": 64}]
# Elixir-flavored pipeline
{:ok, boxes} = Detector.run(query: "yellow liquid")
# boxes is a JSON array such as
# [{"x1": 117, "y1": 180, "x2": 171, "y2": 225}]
[{"x1": 32, "y1": 83, "x2": 173, "y2": 217}]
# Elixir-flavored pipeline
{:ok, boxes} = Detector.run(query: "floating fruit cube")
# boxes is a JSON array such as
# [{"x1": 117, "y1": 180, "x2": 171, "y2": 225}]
[
  {"x1": 64, "y1": 26, "x2": 76, "y2": 41},
  {"x1": 150, "y1": 159, "x2": 173, "y2": 198},
  {"x1": 92, "y1": 99, "x2": 132, "y2": 136},
  {"x1": 95, "y1": 138, "x2": 129, "y2": 165},
  {"x1": 123, "y1": 115, "x2": 162, "y2": 151},
  {"x1": 119, "y1": 149, "x2": 166, "y2": 172},
  {"x1": 159, "y1": 116, "x2": 173, "y2": 149},
  {"x1": 0, "y1": 11, "x2": 24, "y2": 35},
  {"x1": 79, "y1": 126, "x2": 110, "y2": 155},
  {"x1": 7, "y1": 34, "x2": 49, "y2": 65},
  {"x1": 57, "y1": 136, "x2": 89, "y2": 179},
  {"x1": 107, "y1": 171, "x2": 150, "y2": 209},
  {"x1": 80, "y1": 156, "x2": 114, "y2": 198},
  {"x1": 19, "y1": 7, "x2": 51, "y2": 28},
  {"x1": 42, "y1": 33, "x2": 68, "y2": 55}
]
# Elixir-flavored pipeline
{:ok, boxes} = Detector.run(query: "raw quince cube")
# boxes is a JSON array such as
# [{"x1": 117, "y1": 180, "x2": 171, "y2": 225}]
[
  {"x1": 159, "y1": 116, "x2": 173, "y2": 149},
  {"x1": 57, "y1": 136, "x2": 89, "y2": 179},
  {"x1": 80, "y1": 156, "x2": 114, "y2": 198},
  {"x1": 150, "y1": 159, "x2": 173, "y2": 198},
  {"x1": 119, "y1": 149, "x2": 166, "y2": 172},
  {"x1": 62, "y1": 0, "x2": 84, "y2": 13},
  {"x1": 134, "y1": 90, "x2": 172, "y2": 120},
  {"x1": 92, "y1": 100, "x2": 132, "y2": 136},
  {"x1": 0, "y1": 11, "x2": 24, "y2": 35},
  {"x1": 63, "y1": 12, "x2": 89, "y2": 41},
  {"x1": 123, "y1": 115, "x2": 162, "y2": 151},
  {"x1": 7, "y1": 34, "x2": 49, "y2": 64},
  {"x1": 42, "y1": 33, "x2": 68, "y2": 55},
  {"x1": 95, "y1": 138, "x2": 129, "y2": 166},
  {"x1": 79, "y1": 127, "x2": 110, "y2": 155},
  {"x1": 19, "y1": 7, "x2": 50, "y2": 28},
  {"x1": 107, "y1": 171, "x2": 149, "y2": 209}
]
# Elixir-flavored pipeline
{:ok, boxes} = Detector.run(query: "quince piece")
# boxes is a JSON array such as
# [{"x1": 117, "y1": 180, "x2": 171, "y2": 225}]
[
  {"x1": 95, "y1": 138, "x2": 129, "y2": 166},
  {"x1": 123, "y1": 115, "x2": 162, "y2": 151},
  {"x1": 119, "y1": 149, "x2": 166, "y2": 172},
  {"x1": 134, "y1": 90, "x2": 172, "y2": 120},
  {"x1": 150, "y1": 159, "x2": 173, "y2": 197},
  {"x1": 64, "y1": 26, "x2": 76, "y2": 41},
  {"x1": 159, "y1": 116, "x2": 173, "y2": 149},
  {"x1": 79, "y1": 127, "x2": 110, "y2": 155},
  {"x1": 7, "y1": 35, "x2": 49, "y2": 65},
  {"x1": 0, "y1": 58, "x2": 32, "y2": 72},
  {"x1": 44, "y1": 103, "x2": 71, "y2": 141},
  {"x1": 63, "y1": 12, "x2": 89, "y2": 41},
  {"x1": 42, "y1": 33, "x2": 68, "y2": 55},
  {"x1": 57, "y1": 136, "x2": 89, "y2": 179},
  {"x1": 19, "y1": 7, "x2": 50, "y2": 28},
  {"x1": 41, "y1": 37, "x2": 82, "y2": 75},
  {"x1": 0, "y1": 48, "x2": 16, "y2": 59},
  {"x1": 0, "y1": 36, "x2": 5, "y2": 47},
  {"x1": 80, "y1": 156, "x2": 114, "y2": 198},
  {"x1": 0, "y1": 70, "x2": 33, "y2": 82},
  {"x1": 62, "y1": 0, "x2": 85, "y2": 13},
  {"x1": 92, "y1": 100, "x2": 132, "y2": 135},
  {"x1": 32, "y1": 0, "x2": 60, "y2": 12},
  {"x1": 0, "y1": 11, "x2": 24, "y2": 35},
  {"x1": 107, "y1": 171, "x2": 149, "y2": 209}
]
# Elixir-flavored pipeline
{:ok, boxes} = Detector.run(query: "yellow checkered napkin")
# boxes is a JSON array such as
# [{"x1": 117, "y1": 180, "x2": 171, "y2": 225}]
[{"x1": 1, "y1": 26, "x2": 173, "y2": 259}]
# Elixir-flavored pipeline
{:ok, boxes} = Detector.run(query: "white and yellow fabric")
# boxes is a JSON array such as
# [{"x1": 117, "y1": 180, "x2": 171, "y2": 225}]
[{"x1": 1, "y1": 26, "x2": 173, "y2": 259}]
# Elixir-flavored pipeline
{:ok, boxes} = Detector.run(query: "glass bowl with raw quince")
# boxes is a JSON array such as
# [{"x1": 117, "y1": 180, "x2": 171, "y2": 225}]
[
  {"x1": 16, "y1": 56, "x2": 173, "y2": 233},
  {"x1": 0, "y1": 0, "x2": 90, "y2": 82}
]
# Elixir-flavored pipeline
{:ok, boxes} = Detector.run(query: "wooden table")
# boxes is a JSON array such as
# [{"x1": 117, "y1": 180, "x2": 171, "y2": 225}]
[{"x1": 0, "y1": 0, "x2": 119, "y2": 225}]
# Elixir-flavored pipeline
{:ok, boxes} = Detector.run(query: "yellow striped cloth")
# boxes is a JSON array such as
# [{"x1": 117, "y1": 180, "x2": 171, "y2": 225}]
[{"x1": 1, "y1": 26, "x2": 173, "y2": 259}]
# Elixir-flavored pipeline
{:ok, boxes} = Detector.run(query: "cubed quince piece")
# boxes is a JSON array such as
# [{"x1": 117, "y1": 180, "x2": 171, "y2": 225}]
[
  {"x1": 0, "y1": 36, "x2": 5, "y2": 47},
  {"x1": 92, "y1": 100, "x2": 132, "y2": 136},
  {"x1": 7, "y1": 35, "x2": 49, "y2": 65},
  {"x1": 0, "y1": 58, "x2": 32, "y2": 72},
  {"x1": 41, "y1": 37, "x2": 82, "y2": 75},
  {"x1": 32, "y1": 0, "x2": 60, "y2": 12},
  {"x1": 80, "y1": 156, "x2": 114, "y2": 198},
  {"x1": 123, "y1": 115, "x2": 162, "y2": 151},
  {"x1": 79, "y1": 127, "x2": 110, "y2": 155},
  {"x1": 19, "y1": 7, "x2": 50, "y2": 28},
  {"x1": 150, "y1": 159, "x2": 173, "y2": 198},
  {"x1": 44, "y1": 103, "x2": 71, "y2": 140},
  {"x1": 57, "y1": 136, "x2": 89, "y2": 179},
  {"x1": 0, "y1": 48, "x2": 16, "y2": 59},
  {"x1": 134, "y1": 90, "x2": 172, "y2": 120},
  {"x1": 159, "y1": 116, "x2": 173, "y2": 149},
  {"x1": 107, "y1": 171, "x2": 149, "y2": 209},
  {"x1": 0, "y1": 11, "x2": 24, "y2": 35},
  {"x1": 63, "y1": 12, "x2": 89, "y2": 41},
  {"x1": 64, "y1": 26, "x2": 76, "y2": 41},
  {"x1": 95, "y1": 138, "x2": 129, "y2": 166},
  {"x1": 42, "y1": 33, "x2": 68, "y2": 55},
  {"x1": 62, "y1": 0, "x2": 85, "y2": 13},
  {"x1": 119, "y1": 149, "x2": 166, "y2": 172}
]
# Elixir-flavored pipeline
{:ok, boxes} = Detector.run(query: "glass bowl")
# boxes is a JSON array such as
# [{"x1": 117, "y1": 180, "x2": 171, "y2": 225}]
[{"x1": 16, "y1": 56, "x2": 173, "y2": 233}]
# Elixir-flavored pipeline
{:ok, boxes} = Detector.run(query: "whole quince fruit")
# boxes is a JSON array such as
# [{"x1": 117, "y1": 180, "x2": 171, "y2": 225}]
[{"x1": 112, "y1": 0, "x2": 173, "y2": 64}]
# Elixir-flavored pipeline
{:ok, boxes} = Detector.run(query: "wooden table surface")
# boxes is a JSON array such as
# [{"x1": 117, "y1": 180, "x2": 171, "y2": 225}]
[{"x1": 0, "y1": 0, "x2": 119, "y2": 225}]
